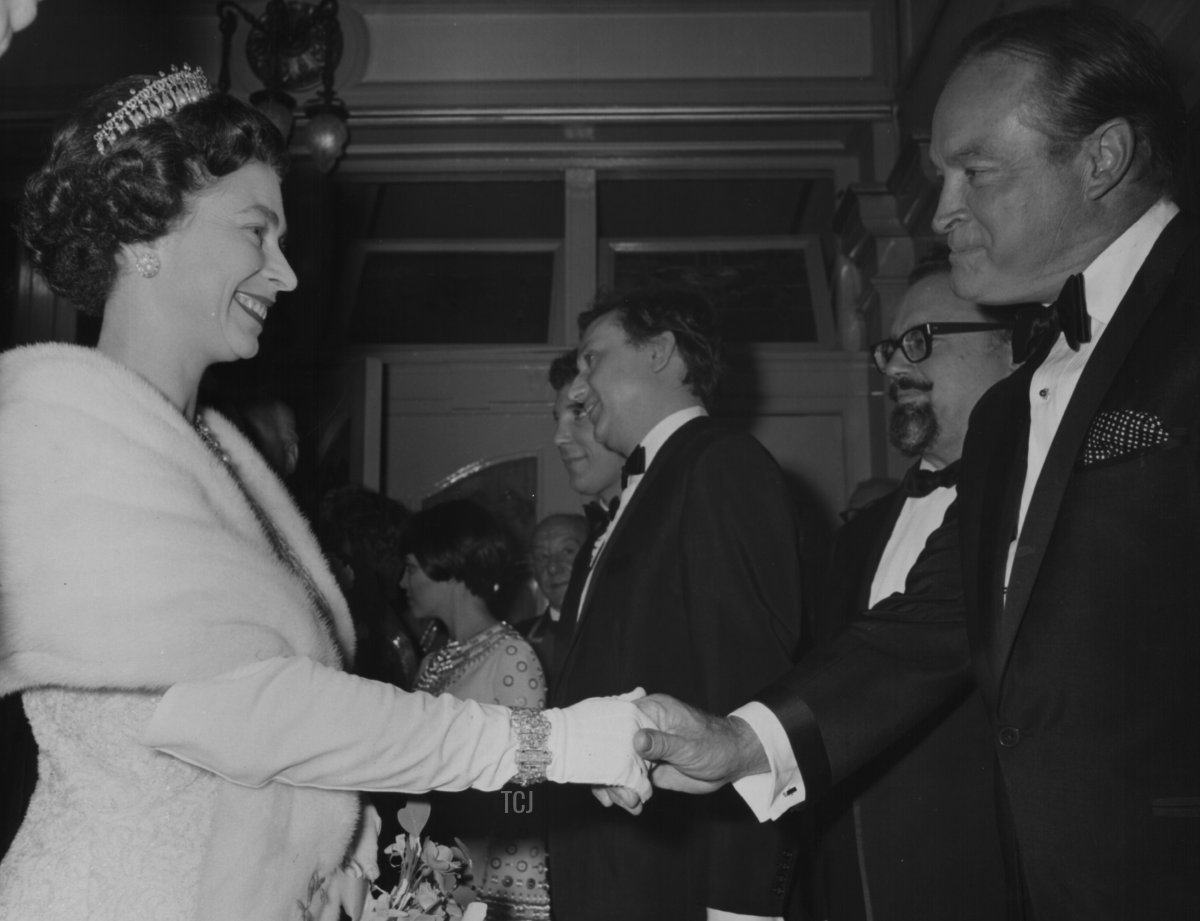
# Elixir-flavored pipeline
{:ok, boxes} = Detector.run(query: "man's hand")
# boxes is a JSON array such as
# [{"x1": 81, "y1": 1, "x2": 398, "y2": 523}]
[{"x1": 632, "y1": 694, "x2": 770, "y2": 793}]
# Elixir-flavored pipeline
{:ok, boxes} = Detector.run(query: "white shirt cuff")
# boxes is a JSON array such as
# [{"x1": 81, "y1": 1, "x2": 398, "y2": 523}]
[
  {"x1": 729, "y1": 701, "x2": 806, "y2": 822},
  {"x1": 707, "y1": 910, "x2": 782, "y2": 921}
]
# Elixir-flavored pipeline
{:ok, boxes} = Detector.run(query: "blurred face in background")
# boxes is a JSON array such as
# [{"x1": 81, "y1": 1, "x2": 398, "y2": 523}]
[
  {"x1": 530, "y1": 516, "x2": 588, "y2": 610},
  {"x1": 399, "y1": 554, "x2": 454, "y2": 625},
  {"x1": 880, "y1": 271, "x2": 1016, "y2": 467},
  {"x1": 553, "y1": 385, "x2": 623, "y2": 503}
]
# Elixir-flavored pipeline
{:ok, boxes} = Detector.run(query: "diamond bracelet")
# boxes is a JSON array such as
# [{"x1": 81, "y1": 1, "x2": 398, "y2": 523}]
[{"x1": 511, "y1": 707, "x2": 552, "y2": 786}]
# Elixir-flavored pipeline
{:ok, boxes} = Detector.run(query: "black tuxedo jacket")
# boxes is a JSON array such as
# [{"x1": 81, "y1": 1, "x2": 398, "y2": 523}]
[
  {"x1": 813, "y1": 480, "x2": 1007, "y2": 921},
  {"x1": 761, "y1": 213, "x2": 1200, "y2": 920},
  {"x1": 515, "y1": 606, "x2": 569, "y2": 689},
  {"x1": 549, "y1": 416, "x2": 806, "y2": 921}
]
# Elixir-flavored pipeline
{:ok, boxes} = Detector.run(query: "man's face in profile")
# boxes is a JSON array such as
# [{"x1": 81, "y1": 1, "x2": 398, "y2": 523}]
[
  {"x1": 931, "y1": 53, "x2": 1093, "y2": 306},
  {"x1": 553, "y1": 386, "x2": 623, "y2": 502}
]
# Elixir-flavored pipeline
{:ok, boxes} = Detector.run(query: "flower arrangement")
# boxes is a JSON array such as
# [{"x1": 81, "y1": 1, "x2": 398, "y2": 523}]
[{"x1": 361, "y1": 801, "x2": 486, "y2": 921}]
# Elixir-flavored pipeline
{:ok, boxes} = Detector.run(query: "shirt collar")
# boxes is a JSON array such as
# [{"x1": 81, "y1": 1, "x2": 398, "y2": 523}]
[
  {"x1": 1080, "y1": 197, "x2": 1178, "y2": 326},
  {"x1": 637, "y1": 405, "x2": 707, "y2": 472}
]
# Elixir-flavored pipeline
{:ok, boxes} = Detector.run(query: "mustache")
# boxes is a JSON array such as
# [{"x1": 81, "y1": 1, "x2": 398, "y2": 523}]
[{"x1": 888, "y1": 376, "x2": 933, "y2": 400}]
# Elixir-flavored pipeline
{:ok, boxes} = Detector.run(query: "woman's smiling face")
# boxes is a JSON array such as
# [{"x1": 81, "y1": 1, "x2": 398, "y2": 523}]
[{"x1": 155, "y1": 161, "x2": 297, "y2": 365}]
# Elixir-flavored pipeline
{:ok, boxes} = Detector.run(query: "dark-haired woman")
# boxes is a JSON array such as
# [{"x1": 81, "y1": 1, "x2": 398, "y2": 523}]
[
  {"x1": 401, "y1": 501, "x2": 550, "y2": 920},
  {"x1": 0, "y1": 67, "x2": 648, "y2": 921}
]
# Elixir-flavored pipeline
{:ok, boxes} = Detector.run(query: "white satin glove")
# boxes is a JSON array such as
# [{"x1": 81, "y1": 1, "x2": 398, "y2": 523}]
[{"x1": 544, "y1": 688, "x2": 654, "y2": 804}]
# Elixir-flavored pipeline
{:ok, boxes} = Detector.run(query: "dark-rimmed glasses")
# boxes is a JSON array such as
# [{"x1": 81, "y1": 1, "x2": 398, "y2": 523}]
[{"x1": 871, "y1": 322, "x2": 1013, "y2": 372}]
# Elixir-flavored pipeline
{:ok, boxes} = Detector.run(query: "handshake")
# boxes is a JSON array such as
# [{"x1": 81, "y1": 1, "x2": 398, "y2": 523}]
[{"x1": 546, "y1": 689, "x2": 770, "y2": 815}]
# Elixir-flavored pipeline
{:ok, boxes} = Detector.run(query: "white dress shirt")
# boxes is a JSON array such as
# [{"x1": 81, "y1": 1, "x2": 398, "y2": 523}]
[
  {"x1": 732, "y1": 473, "x2": 957, "y2": 819},
  {"x1": 869, "y1": 471, "x2": 958, "y2": 607},
  {"x1": 1007, "y1": 197, "x2": 1179, "y2": 584},
  {"x1": 733, "y1": 198, "x2": 1179, "y2": 822}
]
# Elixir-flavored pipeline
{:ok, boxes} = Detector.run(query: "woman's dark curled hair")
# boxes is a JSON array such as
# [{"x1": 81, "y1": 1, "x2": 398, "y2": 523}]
[
  {"x1": 399, "y1": 500, "x2": 521, "y2": 616},
  {"x1": 19, "y1": 73, "x2": 288, "y2": 315}
]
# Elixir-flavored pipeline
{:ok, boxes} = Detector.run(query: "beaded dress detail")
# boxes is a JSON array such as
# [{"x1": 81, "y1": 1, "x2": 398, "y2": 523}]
[
  {"x1": 415, "y1": 622, "x2": 520, "y2": 697},
  {"x1": 413, "y1": 623, "x2": 552, "y2": 920}
]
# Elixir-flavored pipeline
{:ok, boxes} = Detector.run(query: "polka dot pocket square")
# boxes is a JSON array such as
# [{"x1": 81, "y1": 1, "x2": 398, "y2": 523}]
[{"x1": 1080, "y1": 409, "x2": 1176, "y2": 467}]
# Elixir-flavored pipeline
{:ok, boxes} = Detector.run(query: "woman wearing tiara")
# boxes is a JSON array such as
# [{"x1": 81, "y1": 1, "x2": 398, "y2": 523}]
[
  {"x1": 401, "y1": 500, "x2": 552, "y2": 921},
  {"x1": 0, "y1": 67, "x2": 649, "y2": 921}
]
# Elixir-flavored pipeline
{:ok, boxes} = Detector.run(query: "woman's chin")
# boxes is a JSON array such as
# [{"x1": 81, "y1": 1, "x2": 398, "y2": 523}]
[{"x1": 227, "y1": 334, "x2": 261, "y2": 361}]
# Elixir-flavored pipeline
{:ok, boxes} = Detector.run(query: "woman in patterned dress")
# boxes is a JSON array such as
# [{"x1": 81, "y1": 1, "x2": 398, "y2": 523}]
[{"x1": 401, "y1": 500, "x2": 552, "y2": 921}]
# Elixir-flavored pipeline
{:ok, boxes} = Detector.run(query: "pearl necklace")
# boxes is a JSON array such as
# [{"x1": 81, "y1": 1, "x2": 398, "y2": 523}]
[
  {"x1": 193, "y1": 414, "x2": 233, "y2": 468},
  {"x1": 191, "y1": 411, "x2": 336, "y2": 631}
]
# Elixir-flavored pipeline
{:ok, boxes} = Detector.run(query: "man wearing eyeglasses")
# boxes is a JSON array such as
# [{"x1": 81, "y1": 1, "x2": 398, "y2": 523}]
[
  {"x1": 812, "y1": 256, "x2": 1015, "y2": 921},
  {"x1": 630, "y1": 6, "x2": 1200, "y2": 918}
]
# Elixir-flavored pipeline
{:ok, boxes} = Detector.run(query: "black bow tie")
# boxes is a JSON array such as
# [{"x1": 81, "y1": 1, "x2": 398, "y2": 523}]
[
  {"x1": 621, "y1": 445, "x2": 646, "y2": 490},
  {"x1": 583, "y1": 497, "x2": 621, "y2": 534},
  {"x1": 1012, "y1": 273, "x2": 1092, "y2": 362},
  {"x1": 903, "y1": 460, "x2": 960, "y2": 498}
]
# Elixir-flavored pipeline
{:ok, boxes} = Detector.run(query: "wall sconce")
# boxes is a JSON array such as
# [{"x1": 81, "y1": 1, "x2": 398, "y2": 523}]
[{"x1": 217, "y1": 0, "x2": 349, "y2": 173}]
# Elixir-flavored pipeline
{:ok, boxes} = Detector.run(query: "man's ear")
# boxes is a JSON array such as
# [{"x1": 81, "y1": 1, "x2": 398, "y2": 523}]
[
  {"x1": 646, "y1": 331, "x2": 677, "y2": 373},
  {"x1": 1081, "y1": 117, "x2": 1136, "y2": 200}
]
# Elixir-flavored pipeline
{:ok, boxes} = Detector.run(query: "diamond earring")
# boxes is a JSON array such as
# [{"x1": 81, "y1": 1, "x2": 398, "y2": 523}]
[{"x1": 134, "y1": 251, "x2": 160, "y2": 278}]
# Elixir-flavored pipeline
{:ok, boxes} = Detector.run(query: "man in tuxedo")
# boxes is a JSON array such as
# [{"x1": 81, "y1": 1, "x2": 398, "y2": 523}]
[
  {"x1": 549, "y1": 286, "x2": 806, "y2": 921},
  {"x1": 518, "y1": 512, "x2": 588, "y2": 686},
  {"x1": 634, "y1": 7, "x2": 1200, "y2": 919},
  {"x1": 838, "y1": 477, "x2": 897, "y2": 525},
  {"x1": 813, "y1": 258, "x2": 1015, "y2": 921},
  {"x1": 528, "y1": 350, "x2": 625, "y2": 685}
]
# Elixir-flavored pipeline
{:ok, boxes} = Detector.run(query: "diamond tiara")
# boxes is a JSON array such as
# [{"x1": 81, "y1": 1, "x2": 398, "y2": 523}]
[{"x1": 94, "y1": 64, "x2": 213, "y2": 155}]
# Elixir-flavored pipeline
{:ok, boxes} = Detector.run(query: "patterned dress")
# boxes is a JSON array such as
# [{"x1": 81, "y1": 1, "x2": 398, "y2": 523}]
[{"x1": 414, "y1": 623, "x2": 551, "y2": 921}]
